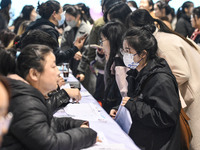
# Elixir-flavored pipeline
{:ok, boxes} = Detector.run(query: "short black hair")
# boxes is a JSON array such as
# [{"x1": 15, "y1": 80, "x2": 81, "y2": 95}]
[{"x1": 20, "y1": 29, "x2": 58, "y2": 50}]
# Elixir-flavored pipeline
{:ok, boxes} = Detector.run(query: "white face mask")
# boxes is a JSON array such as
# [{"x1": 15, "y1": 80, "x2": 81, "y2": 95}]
[
  {"x1": 58, "y1": 12, "x2": 65, "y2": 26},
  {"x1": 123, "y1": 53, "x2": 139, "y2": 69},
  {"x1": 66, "y1": 20, "x2": 77, "y2": 28}
]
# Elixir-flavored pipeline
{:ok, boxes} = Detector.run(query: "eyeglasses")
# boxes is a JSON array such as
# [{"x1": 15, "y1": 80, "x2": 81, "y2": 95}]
[
  {"x1": 99, "y1": 39, "x2": 107, "y2": 45},
  {"x1": 0, "y1": 112, "x2": 13, "y2": 136},
  {"x1": 120, "y1": 48, "x2": 137, "y2": 56}
]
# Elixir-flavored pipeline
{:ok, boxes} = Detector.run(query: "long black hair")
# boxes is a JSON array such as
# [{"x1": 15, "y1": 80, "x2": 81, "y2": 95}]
[
  {"x1": 100, "y1": 21, "x2": 126, "y2": 77},
  {"x1": 126, "y1": 9, "x2": 197, "y2": 50},
  {"x1": 0, "y1": 0, "x2": 11, "y2": 24},
  {"x1": 107, "y1": 2, "x2": 131, "y2": 23},
  {"x1": 177, "y1": 1, "x2": 194, "y2": 20}
]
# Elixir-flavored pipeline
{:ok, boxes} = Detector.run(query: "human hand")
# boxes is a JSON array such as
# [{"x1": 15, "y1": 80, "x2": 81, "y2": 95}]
[
  {"x1": 64, "y1": 88, "x2": 81, "y2": 101},
  {"x1": 110, "y1": 109, "x2": 117, "y2": 119},
  {"x1": 57, "y1": 76, "x2": 65, "y2": 87},
  {"x1": 80, "y1": 124, "x2": 89, "y2": 128},
  {"x1": 74, "y1": 34, "x2": 87, "y2": 50},
  {"x1": 96, "y1": 136, "x2": 102, "y2": 143},
  {"x1": 76, "y1": 74, "x2": 85, "y2": 82},
  {"x1": 121, "y1": 97, "x2": 130, "y2": 106},
  {"x1": 74, "y1": 51, "x2": 82, "y2": 60}
]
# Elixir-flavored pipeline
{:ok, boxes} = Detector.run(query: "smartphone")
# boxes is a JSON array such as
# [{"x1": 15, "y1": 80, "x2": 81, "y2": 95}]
[{"x1": 90, "y1": 44, "x2": 103, "y2": 50}]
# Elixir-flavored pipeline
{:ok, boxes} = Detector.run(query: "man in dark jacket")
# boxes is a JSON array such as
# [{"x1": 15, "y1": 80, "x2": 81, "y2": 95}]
[{"x1": 1, "y1": 78, "x2": 97, "y2": 150}]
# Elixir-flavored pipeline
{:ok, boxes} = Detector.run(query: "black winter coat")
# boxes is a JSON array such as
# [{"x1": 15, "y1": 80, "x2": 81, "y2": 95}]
[
  {"x1": 24, "y1": 18, "x2": 79, "y2": 64},
  {"x1": 125, "y1": 58, "x2": 181, "y2": 150},
  {"x1": 2, "y1": 79, "x2": 97, "y2": 150},
  {"x1": 175, "y1": 14, "x2": 194, "y2": 37}
]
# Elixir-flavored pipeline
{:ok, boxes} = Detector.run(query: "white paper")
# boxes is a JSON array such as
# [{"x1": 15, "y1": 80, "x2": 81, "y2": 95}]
[
  {"x1": 114, "y1": 105, "x2": 132, "y2": 134},
  {"x1": 64, "y1": 103, "x2": 106, "y2": 122}
]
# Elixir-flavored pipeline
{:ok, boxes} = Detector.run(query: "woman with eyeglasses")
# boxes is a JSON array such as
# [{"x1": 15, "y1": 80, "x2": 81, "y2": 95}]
[
  {"x1": 121, "y1": 27, "x2": 181, "y2": 150},
  {"x1": 1, "y1": 44, "x2": 97, "y2": 149},
  {"x1": 126, "y1": 9, "x2": 200, "y2": 150},
  {"x1": 99, "y1": 21, "x2": 128, "y2": 114}
]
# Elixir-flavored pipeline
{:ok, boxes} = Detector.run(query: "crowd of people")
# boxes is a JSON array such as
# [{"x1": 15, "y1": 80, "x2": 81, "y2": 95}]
[{"x1": 1, "y1": 0, "x2": 200, "y2": 150}]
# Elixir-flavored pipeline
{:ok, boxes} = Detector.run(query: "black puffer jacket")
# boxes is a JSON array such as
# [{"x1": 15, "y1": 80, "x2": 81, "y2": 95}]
[
  {"x1": 125, "y1": 58, "x2": 181, "y2": 150},
  {"x1": 24, "y1": 18, "x2": 79, "y2": 64},
  {"x1": 2, "y1": 78, "x2": 97, "y2": 150}
]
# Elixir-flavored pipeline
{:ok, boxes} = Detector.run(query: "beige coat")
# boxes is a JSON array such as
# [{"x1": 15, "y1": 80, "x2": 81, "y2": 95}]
[{"x1": 154, "y1": 30, "x2": 200, "y2": 150}]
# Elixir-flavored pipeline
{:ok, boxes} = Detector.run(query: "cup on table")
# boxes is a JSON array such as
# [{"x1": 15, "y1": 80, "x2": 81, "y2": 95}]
[{"x1": 61, "y1": 63, "x2": 69, "y2": 81}]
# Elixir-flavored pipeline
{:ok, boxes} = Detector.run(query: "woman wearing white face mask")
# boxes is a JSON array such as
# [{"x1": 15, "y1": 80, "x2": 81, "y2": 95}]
[
  {"x1": 61, "y1": 5, "x2": 94, "y2": 93},
  {"x1": 121, "y1": 27, "x2": 181, "y2": 150},
  {"x1": 23, "y1": 1, "x2": 86, "y2": 65}
]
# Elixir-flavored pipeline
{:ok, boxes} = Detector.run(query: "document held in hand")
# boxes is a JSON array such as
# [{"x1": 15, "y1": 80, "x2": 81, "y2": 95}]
[{"x1": 114, "y1": 104, "x2": 132, "y2": 134}]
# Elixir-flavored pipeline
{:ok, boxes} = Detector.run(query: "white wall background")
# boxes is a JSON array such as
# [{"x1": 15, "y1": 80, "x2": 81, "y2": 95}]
[{"x1": 9, "y1": 0, "x2": 200, "y2": 24}]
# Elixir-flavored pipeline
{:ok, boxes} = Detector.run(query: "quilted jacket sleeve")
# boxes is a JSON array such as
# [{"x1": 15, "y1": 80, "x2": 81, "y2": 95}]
[{"x1": 10, "y1": 95, "x2": 97, "y2": 150}]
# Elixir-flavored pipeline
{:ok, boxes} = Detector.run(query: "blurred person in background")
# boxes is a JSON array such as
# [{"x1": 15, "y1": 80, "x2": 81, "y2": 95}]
[
  {"x1": 139, "y1": 0, "x2": 155, "y2": 18},
  {"x1": 0, "y1": 0, "x2": 12, "y2": 29},
  {"x1": 175, "y1": 1, "x2": 194, "y2": 37},
  {"x1": 23, "y1": 0, "x2": 86, "y2": 65},
  {"x1": 76, "y1": 0, "x2": 122, "y2": 99},
  {"x1": 0, "y1": 29, "x2": 15, "y2": 49},
  {"x1": 154, "y1": 0, "x2": 172, "y2": 29},
  {"x1": 13, "y1": 5, "x2": 37, "y2": 34},
  {"x1": 0, "y1": 48, "x2": 16, "y2": 76},
  {"x1": 191, "y1": 7, "x2": 200, "y2": 46},
  {"x1": 61, "y1": 5, "x2": 91, "y2": 76},
  {"x1": 127, "y1": 0, "x2": 138, "y2": 11},
  {"x1": 167, "y1": 7, "x2": 176, "y2": 30},
  {"x1": 61, "y1": 5, "x2": 94, "y2": 94},
  {"x1": 76, "y1": 3, "x2": 94, "y2": 25}
]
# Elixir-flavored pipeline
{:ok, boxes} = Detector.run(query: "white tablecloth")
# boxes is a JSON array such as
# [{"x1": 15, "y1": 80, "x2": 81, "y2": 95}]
[{"x1": 54, "y1": 73, "x2": 140, "y2": 150}]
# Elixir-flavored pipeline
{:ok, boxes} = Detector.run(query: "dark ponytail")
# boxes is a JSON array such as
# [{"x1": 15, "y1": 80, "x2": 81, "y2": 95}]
[{"x1": 177, "y1": 1, "x2": 194, "y2": 20}]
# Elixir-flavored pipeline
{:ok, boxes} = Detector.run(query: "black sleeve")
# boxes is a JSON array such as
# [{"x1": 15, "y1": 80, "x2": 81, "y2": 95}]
[
  {"x1": 54, "y1": 46, "x2": 79, "y2": 65},
  {"x1": 175, "y1": 19, "x2": 187, "y2": 37},
  {"x1": 11, "y1": 96, "x2": 97, "y2": 150},
  {"x1": 53, "y1": 117, "x2": 85, "y2": 132},
  {"x1": 125, "y1": 73, "x2": 181, "y2": 129},
  {"x1": 47, "y1": 89, "x2": 70, "y2": 113}
]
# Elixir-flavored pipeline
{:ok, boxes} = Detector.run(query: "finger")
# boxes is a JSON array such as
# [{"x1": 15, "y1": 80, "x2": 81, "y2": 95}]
[{"x1": 96, "y1": 137, "x2": 102, "y2": 143}]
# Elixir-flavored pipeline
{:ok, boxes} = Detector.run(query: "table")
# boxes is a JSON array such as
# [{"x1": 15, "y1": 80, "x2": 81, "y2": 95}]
[{"x1": 54, "y1": 73, "x2": 140, "y2": 150}]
